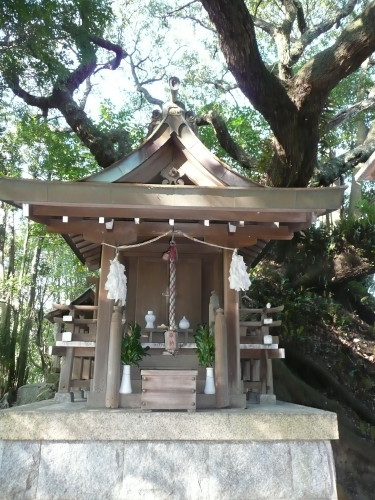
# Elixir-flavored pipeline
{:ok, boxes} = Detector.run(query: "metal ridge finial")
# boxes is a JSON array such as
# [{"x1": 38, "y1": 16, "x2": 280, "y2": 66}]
[{"x1": 169, "y1": 77, "x2": 180, "y2": 103}]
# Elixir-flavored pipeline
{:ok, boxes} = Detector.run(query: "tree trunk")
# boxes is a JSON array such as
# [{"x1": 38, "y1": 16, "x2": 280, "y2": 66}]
[
  {"x1": 201, "y1": 0, "x2": 375, "y2": 187},
  {"x1": 270, "y1": 112, "x2": 320, "y2": 186},
  {"x1": 16, "y1": 241, "x2": 43, "y2": 388},
  {"x1": 0, "y1": 207, "x2": 18, "y2": 397}
]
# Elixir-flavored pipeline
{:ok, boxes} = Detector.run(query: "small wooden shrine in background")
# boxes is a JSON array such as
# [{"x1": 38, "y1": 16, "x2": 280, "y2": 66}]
[{"x1": 0, "y1": 78, "x2": 345, "y2": 410}]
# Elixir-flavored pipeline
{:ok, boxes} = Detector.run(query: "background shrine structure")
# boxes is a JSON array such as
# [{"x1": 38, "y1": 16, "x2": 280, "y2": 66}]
[{"x1": 0, "y1": 79, "x2": 345, "y2": 410}]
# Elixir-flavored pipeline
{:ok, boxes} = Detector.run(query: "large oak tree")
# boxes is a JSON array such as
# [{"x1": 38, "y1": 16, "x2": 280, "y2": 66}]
[{"x1": 1, "y1": 0, "x2": 375, "y2": 187}]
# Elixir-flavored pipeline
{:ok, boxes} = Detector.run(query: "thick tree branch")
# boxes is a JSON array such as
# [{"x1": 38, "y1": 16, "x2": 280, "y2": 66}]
[
  {"x1": 4, "y1": 74, "x2": 52, "y2": 117},
  {"x1": 252, "y1": 17, "x2": 275, "y2": 36},
  {"x1": 129, "y1": 56, "x2": 164, "y2": 108},
  {"x1": 5, "y1": 29, "x2": 130, "y2": 168},
  {"x1": 200, "y1": 0, "x2": 297, "y2": 133},
  {"x1": 204, "y1": 78, "x2": 237, "y2": 92},
  {"x1": 331, "y1": 255, "x2": 375, "y2": 288},
  {"x1": 326, "y1": 90, "x2": 375, "y2": 131},
  {"x1": 90, "y1": 35, "x2": 128, "y2": 72},
  {"x1": 290, "y1": 0, "x2": 359, "y2": 64},
  {"x1": 196, "y1": 110, "x2": 256, "y2": 171},
  {"x1": 293, "y1": 1, "x2": 375, "y2": 106},
  {"x1": 293, "y1": 0, "x2": 307, "y2": 34},
  {"x1": 313, "y1": 122, "x2": 375, "y2": 186}
]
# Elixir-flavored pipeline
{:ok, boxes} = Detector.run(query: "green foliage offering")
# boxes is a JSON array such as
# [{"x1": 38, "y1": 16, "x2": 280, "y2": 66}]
[
  {"x1": 194, "y1": 324, "x2": 215, "y2": 367},
  {"x1": 121, "y1": 322, "x2": 150, "y2": 366}
]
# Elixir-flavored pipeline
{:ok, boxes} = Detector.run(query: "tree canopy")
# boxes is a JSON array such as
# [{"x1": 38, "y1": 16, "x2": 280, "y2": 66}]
[{"x1": 0, "y1": 0, "x2": 374, "y2": 187}]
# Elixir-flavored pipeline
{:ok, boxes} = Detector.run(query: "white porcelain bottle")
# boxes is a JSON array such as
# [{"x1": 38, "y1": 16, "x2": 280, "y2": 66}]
[
  {"x1": 145, "y1": 311, "x2": 156, "y2": 328},
  {"x1": 178, "y1": 316, "x2": 190, "y2": 329}
]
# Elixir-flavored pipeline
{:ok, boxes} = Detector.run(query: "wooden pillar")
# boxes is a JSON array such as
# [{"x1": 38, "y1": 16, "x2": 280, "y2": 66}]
[
  {"x1": 266, "y1": 352, "x2": 274, "y2": 395},
  {"x1": 214, "y1": 308, "x2": 229, "y2": 408},
  {"x1": 105, "y1": 305, "x2": 123, "y2": 408},
  {"x1": 92, "y1": 244, "x2": 115, "y2": 396},
  {"x1": 223, "y1": 249, "x2": 241, "y2": 396},
  {"x1": 58, "y1": 347, "x2": 74, "y2": 393}
]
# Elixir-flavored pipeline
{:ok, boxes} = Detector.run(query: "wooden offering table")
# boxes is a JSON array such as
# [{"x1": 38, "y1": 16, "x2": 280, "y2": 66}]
[{"x1": 141, "y1": 370, "x2": 197, "y2": 410}]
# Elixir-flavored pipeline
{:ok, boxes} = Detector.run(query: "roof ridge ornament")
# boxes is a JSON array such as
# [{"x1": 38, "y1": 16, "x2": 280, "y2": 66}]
[
  {"x1": 169, "y1": 76, "x2": 180, "y2": 103},
  {"x1": 146, "y1": 77, "x2": 197, "y2": 138}
]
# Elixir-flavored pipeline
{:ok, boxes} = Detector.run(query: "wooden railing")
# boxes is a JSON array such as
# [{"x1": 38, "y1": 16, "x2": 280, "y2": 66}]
[
  {"x1": 239, "y1": 304, "x2": 285, "y2": 403},
  {"x1": 50, "y1": 304, "x2": 98, "y2": 395}
]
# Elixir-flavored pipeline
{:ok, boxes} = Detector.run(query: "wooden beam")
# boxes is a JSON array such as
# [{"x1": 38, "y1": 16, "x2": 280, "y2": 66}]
[
  {"x1": 0, "y1": 177, "x2": 344, "y2": 213},
  {"x1": 240, "y1": 348, "x2": 285, "y2": 359},
  {"x1": 51, "y1": 346, "x2": 95, "y2": 357},
  {"x1": 33, "y1": 205, "x2": 311, "y2": 223},
  {"x1": 46, "y1": 220, "x2": 294, "y2": 239}
]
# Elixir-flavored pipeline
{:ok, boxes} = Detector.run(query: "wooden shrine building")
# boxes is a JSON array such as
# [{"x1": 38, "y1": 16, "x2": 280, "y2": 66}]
[{"x1": 0, "y1": 80, "x2": 345, "y2": 410}]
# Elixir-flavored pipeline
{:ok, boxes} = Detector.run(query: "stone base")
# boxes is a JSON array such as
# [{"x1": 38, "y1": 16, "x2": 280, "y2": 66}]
[
  {"x1": 0, "y1": 400, "x2": 339, "y2": 500},
  {"x1": 257, "y1": 393, "x2": 277, "y2": 404},
  {"x1": 54, "y1": 392, "x2": 73, "y2": 403}
]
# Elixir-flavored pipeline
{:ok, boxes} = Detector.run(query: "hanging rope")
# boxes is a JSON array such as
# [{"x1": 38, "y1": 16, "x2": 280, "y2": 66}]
[
  {"x1": 168, "y1": 241, "x2": 177, "y2": 331},
  {"x1": 102, "y1": 230, "x2": 172, "y2": 250},
  {"x1": 174, "y1": 230, "x2": 235, "y2": 251},
  {"x1": 103, "y1": 226, "x2": 251, "y2": 295}
]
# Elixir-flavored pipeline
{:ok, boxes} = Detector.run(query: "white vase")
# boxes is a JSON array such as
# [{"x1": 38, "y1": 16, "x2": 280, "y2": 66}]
[
  {"x1": 204, "y1": 366, "x2": 215, "y2": 394},
  {"x1": 178, "y1": 316, "x2": 190, "y2": 329},
  {"x1": 145, "y1": 310, "x2": 156, "y2": 329},
  {"x1": 119, "y1": 364, "x2": 132, "y2": 394}
]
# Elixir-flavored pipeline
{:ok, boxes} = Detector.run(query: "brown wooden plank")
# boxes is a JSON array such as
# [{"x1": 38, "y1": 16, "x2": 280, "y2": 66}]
[
  {"x1": 52, "y1": 304, "x2": 98, "y2": 311},
  {"x1": 240, "y1": 336, "x2": 279, "y2": 344},
  {"x1": 141, "y1": 369, "x2": 197, "y2": 376},
  {"x1": 142, "y1": 375, "x2": 196, "y2": 392},
  {"x1": 240, "y1": 320, "x2": 282, "y2": 327},
  {"x1": 53, "y1": 318, "x2": 97, "y2": 325},
  {"x1": 240, "y1": 348, "x2": 285, "y2": 359},
  {"x1": 51, "y1": 347, "x2": 95, "y2": 357},
  {"x1": 46, "y1": 220, "x2": 294, "y2": 239},
  {"x1": 175, "y1": 256, "x2": 202, "y2": 330},
  {"x1": 140, "y1": 392, "x2": 196, "y2": 410},
  {"x1": 240, "y1": 305, "x2": 285, "y2": 313},
  {"x1": 135, "y1": 256, "x2": 168, "y2": 327},
  {"x1": 205, "y1": 235, "x2": 259, "y2": 248},
  {"x1": 34, "y1": 204, "x2": 311, "y2": 223}
]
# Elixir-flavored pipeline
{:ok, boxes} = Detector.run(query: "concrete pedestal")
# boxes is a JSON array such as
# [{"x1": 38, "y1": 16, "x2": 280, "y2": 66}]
[{"x1": 0, "y1": 400, "x2": 338, "y2": 499}]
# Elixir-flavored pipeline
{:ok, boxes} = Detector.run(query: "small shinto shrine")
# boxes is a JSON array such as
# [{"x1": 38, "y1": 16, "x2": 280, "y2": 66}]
[{"x1": 0, "y1": 78, "x2": 345, "y2": 410}]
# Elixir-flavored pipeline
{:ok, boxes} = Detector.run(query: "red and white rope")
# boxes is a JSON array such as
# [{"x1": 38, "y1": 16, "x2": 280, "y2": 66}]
[{"x1": 168, "y1": 242, "x2": 177, "y2": 331}]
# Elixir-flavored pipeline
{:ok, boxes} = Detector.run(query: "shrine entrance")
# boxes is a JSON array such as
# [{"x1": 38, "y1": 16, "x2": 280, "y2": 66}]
[{"x1": 123, "y1": 240, "x2": 222, "y2": 331}]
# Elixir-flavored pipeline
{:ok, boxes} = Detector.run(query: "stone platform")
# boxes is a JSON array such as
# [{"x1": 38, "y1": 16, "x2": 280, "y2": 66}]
[{"x1": 0, "y1": 400, "x2": 339, "y2": 499}]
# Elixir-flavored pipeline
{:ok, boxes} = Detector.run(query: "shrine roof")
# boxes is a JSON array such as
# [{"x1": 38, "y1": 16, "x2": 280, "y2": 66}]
[
  {"x1": 0, "y1": 175, "x2": 345, "y2": 269},
  {"x1": 0, "y1": 78, "x2": 346, "y2": 269},
  {"x1": 82, "y1": 99, "x2": 259, "y2": 188}
]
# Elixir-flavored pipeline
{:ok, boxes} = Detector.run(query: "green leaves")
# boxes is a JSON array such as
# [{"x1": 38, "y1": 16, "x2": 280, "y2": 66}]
[
  {"x1": 121, "y1": 322, "x2": 150, "y2": 366},
  {"x1": 194, "y1": 324, "x2": 215, "y2": 367}
]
